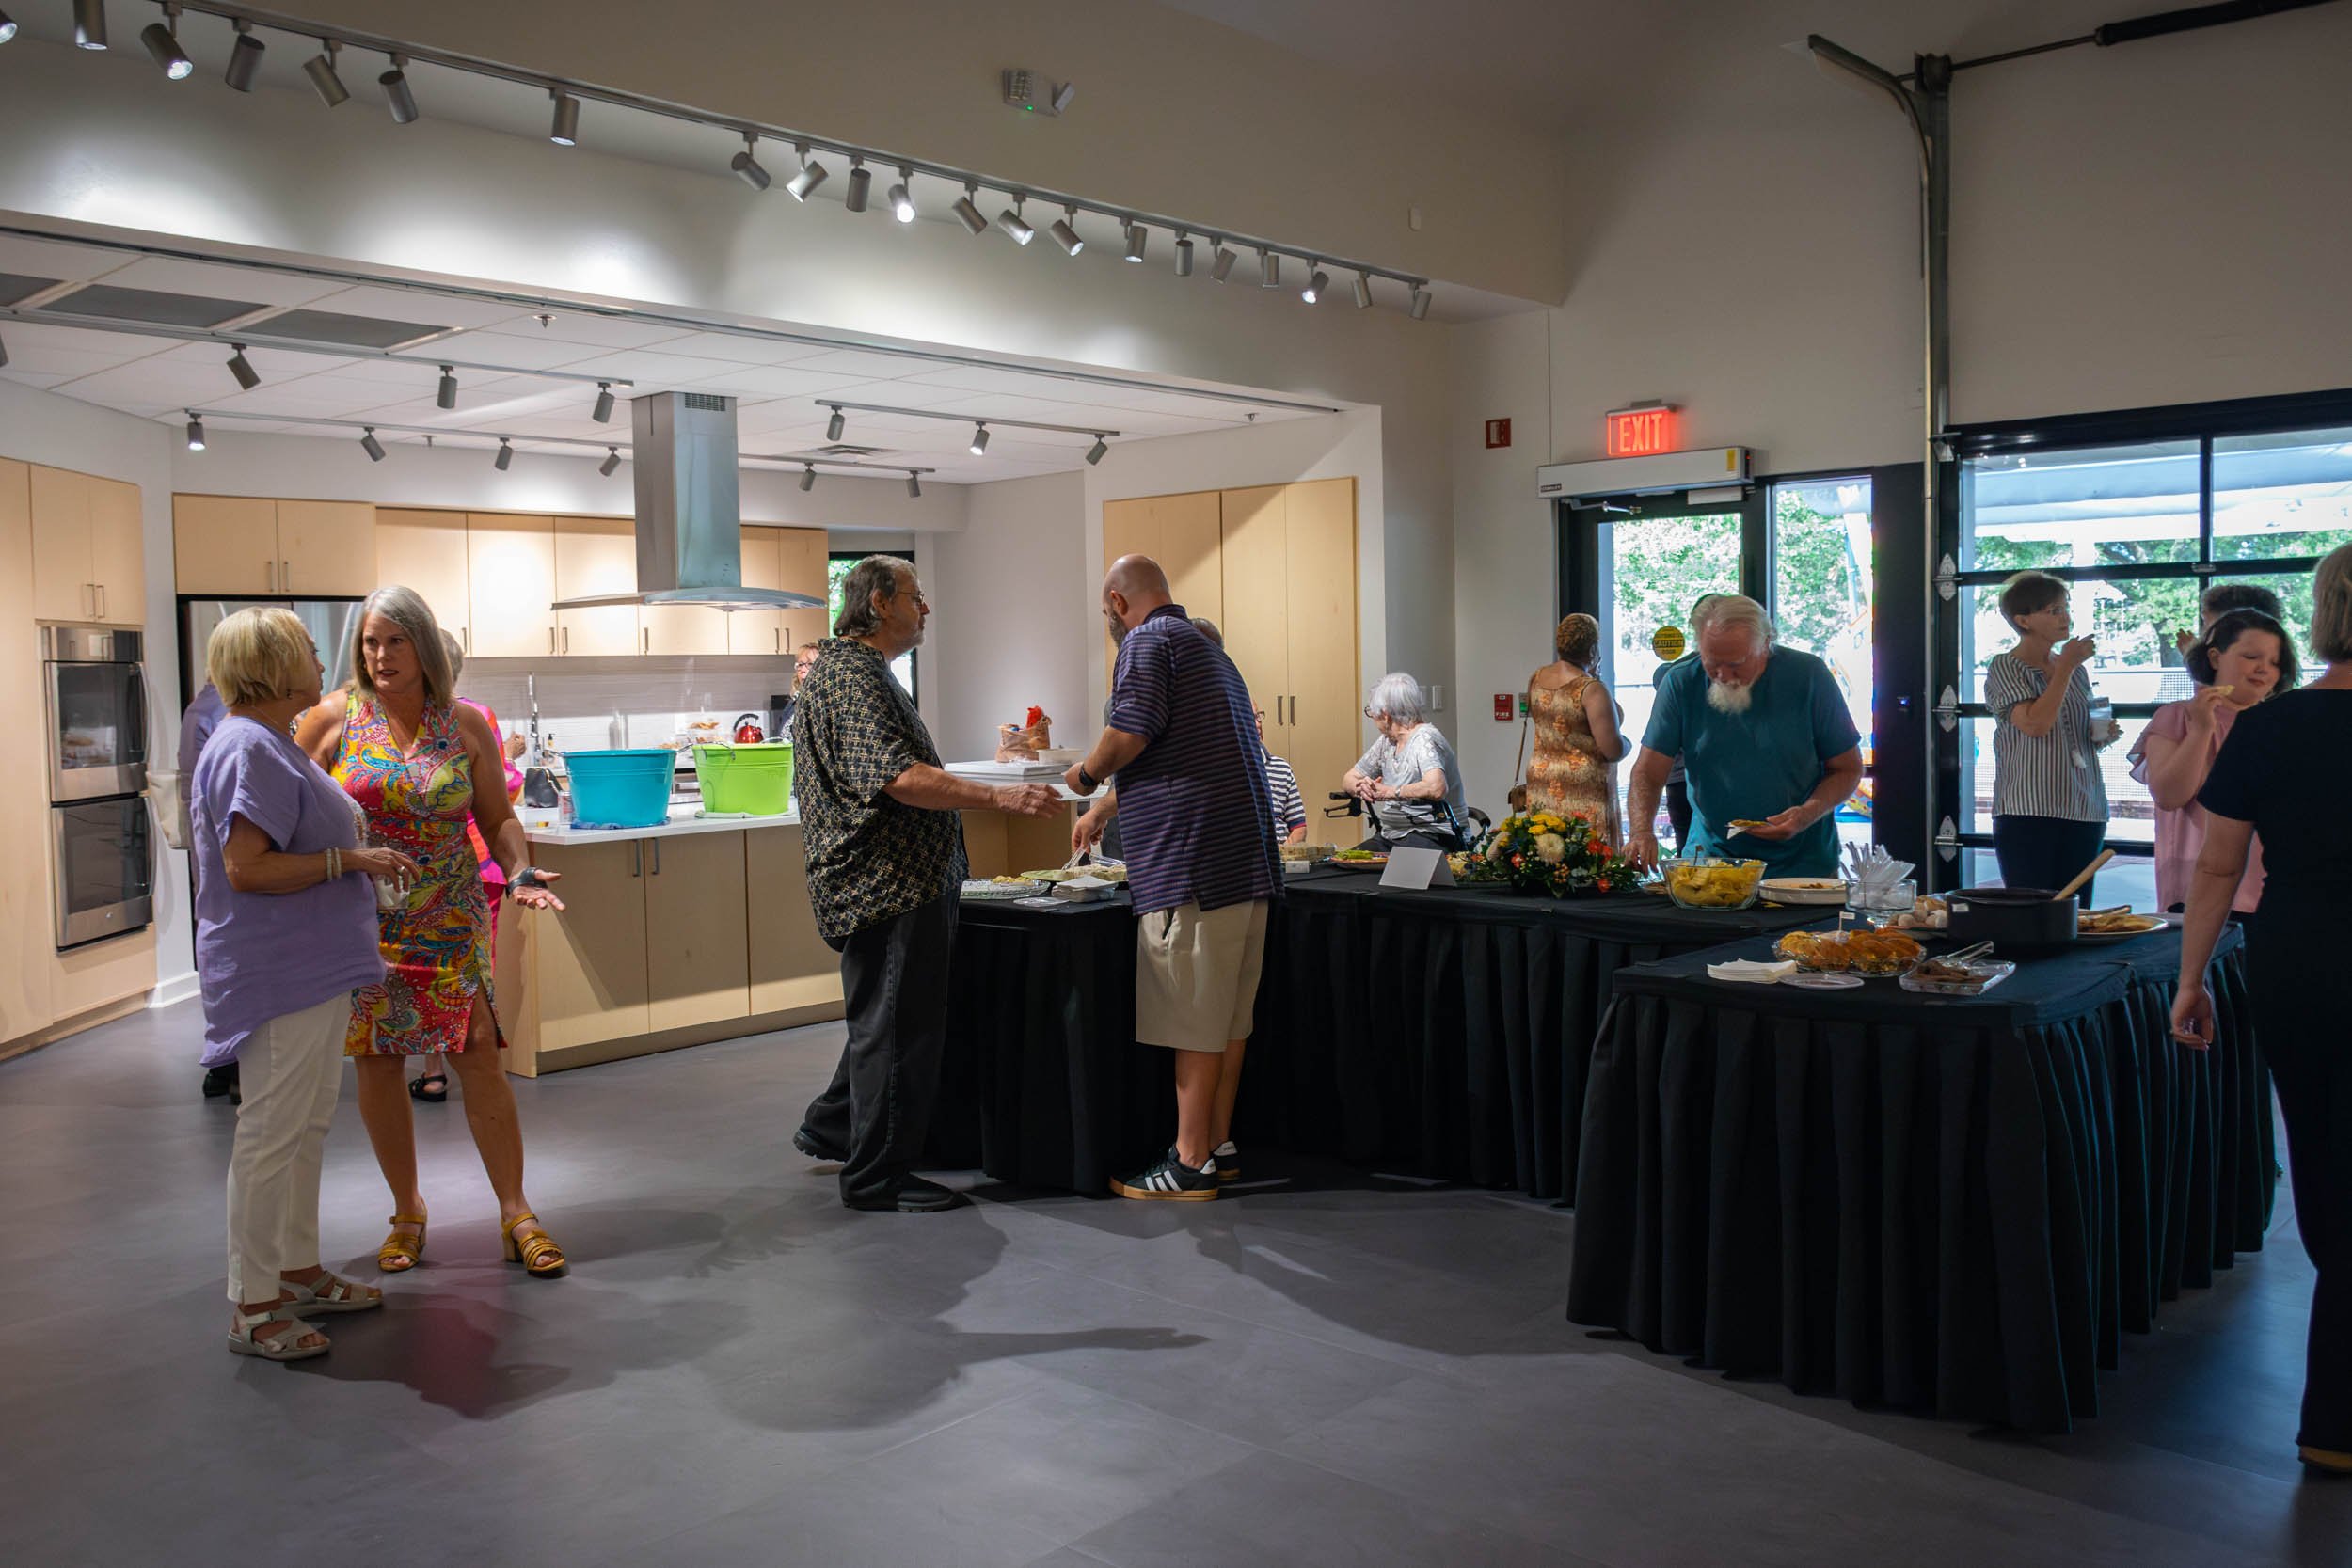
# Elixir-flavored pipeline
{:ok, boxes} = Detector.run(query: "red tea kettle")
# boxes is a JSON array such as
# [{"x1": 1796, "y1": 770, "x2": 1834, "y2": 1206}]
[{"x1": 731, "y1": 712, "x2": 766, "y2": 744}]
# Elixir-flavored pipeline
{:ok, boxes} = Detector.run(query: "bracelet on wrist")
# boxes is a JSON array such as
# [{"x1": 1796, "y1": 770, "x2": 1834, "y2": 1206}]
[
  {"x1": 1076, "y1": 767, "x2": 1099, "y2": 793},
  {"x1": 511, "y1": 866, "x2": 543, "y2": 890}
]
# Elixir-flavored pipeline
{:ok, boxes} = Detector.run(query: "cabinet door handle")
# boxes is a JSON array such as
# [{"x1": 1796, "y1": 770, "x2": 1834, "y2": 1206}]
[
  {"x1": 264, "y1": 560, "x2": 275, "y2": 593},
  {"x1": 629, "y1": 840, "x2": 641, "y2": 877},
  {"x1": 95, "y1": 583, "x2": 104, "y2": 621},
  {"x1": 549, "y1": 626, "x2": 557, "y2": 656},
  {"x1": 773, "y1": 626, "x2": 780, "y2": 655},
  {"x1": 649, "y1": 838, "x2": 660, "y2": 875},
  {"x1": 281, "y1": 560, "x2": 291, "y2": 592},
  {"x1": 642, "y1": 626, "x2": 650, "y2": 655},
  {"x1": 462, "y1": 626, "x2": 469, "y2": 653}
]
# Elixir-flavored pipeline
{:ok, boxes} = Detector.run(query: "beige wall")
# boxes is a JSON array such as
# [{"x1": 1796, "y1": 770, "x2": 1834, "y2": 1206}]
[{"x1": 928, "y1": 471, "x2": 1091, "y2": 765}]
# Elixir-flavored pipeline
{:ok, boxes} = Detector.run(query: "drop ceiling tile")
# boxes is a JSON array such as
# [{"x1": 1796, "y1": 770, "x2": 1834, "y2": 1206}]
[
  {"x1": 770, "y1": 348, "x2": 933, "y2": 379},
  {"x1": 0, "y1": 340, "x2": 148, "y2": 378},
  {"x1": 493, "y1": 413, "x2": 613, "y2": 438},
  {"x1": 0, "y1": 237, "x2": 135, "y2": 284},
  {"x1": 478, "y1": 311, "x2": 701, "y2": 350},
  {"x1": 810, "y1": 379, "x2": 983, "y2": 410},
  {"x1": 898, "y1": 364, "x2": 1078, "y2": 398},
  {"x1": 154, "y1": 341, "x2": 361, "y2": 377},
  {"x1": 0, "y1": 369, "x2": 72, "y2": 390},
  {"x1": 56, "y1": 362, "x2": 246, "y2": 404},
  {"x1": 427, "y1": 330, "x2": 611, "y2": 371},
  {"x1": 324, "y1": 356, "x2": 475, "y2": 388},
  {"x1": 692, "y1": 364, "x2": 863, "y2": 398},
  {"x1": 204, "y1": 381, "x2": 426, "y2": 419},
  {"x1": 548, "y1": 348, "x2": 750, "y2": 386},
  {"x1": 98, "y1": 257, "x2": 345, "y2": 309},
  {"x1": 301, "y1": 286, "x2": 521, "y2": 330},
  {"x1": 666, "y1": 332, "x2": 841, "y2": 367}
]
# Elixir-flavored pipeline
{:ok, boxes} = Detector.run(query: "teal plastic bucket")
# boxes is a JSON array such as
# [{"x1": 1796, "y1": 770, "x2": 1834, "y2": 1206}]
[
  {"x1": 563, "y1": 748, "x2": 675, "y2": 828},
  {"x1": 694, "y1": 742, "x2": 794, "y2": 816}
]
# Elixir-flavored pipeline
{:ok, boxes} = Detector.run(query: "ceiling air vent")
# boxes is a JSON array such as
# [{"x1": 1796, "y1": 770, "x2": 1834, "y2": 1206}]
[
  {"x1": 0, "y1": 274, "x2": 60, "y2": 308},
  {"x1": 249, "y1": 309, "x2": 452, "y2": 351},
  {"x1": 681, "y1": 392, "x2": 732, "y2": 413},
  {"x1": 40, "y1": 283, "x2": 265, "y2": 328},
  {"x1": 808, "y1": 443, "x2": 888, "y2": 459}
]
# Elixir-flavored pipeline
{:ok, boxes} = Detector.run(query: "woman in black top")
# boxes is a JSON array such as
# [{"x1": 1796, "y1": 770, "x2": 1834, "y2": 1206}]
[{"x1": 2173, "y1": 542, "x2": 2352, "y2": 1476}]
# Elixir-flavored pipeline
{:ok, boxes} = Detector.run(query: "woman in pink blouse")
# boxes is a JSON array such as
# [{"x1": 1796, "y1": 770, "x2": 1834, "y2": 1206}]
[{"x1": 2135, "y1": 609, "x2": 2296, "y2": 912}]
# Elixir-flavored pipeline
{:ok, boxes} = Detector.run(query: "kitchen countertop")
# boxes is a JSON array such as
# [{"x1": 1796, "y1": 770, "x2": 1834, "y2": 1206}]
[{"x1": 526, "y1": 802, "x2": 800, "y2": 847}]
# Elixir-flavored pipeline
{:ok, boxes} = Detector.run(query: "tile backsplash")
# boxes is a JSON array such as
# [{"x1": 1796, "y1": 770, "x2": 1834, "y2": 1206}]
[{"x1": 457, "y1": 655, "x2": 794, "y2": 752}]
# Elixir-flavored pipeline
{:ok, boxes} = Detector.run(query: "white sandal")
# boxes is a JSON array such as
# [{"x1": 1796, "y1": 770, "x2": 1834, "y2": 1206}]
[
  {"x1": 283, "y1": 1272, "x2": 383, "y2": 1315},
  {"x1": 228, "y1": 1305, "x2": 329, "y2": 1362}
]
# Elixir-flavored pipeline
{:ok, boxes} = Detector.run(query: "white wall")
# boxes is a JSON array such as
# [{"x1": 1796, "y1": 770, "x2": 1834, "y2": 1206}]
[
  {"x1": 927, "y1": 471, "x2": 1089, "y2": 764},
  {"x1": 0, "y1": 380, "x2": 190, "y2": 994}
]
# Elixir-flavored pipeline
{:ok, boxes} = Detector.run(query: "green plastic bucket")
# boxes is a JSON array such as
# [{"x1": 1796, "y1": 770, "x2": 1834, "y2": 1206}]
[{"x1": 694, "y1": 741, "x2": 795, "y2": 816}]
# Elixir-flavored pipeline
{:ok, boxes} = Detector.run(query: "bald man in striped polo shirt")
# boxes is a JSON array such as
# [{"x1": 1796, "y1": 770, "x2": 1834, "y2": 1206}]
[{"x1": 1069, "y1": 555, "x2": 1279, "y2": 1200}]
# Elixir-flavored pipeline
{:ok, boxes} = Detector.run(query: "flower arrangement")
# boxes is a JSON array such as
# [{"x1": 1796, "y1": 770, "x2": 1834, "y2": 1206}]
[{"x1": 1461, "y1": 810, "x2": 1639, "y2": 897}]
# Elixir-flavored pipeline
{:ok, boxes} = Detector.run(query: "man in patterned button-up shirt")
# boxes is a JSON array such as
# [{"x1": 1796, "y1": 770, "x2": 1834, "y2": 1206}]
[{"x1": 790, "y1": 556, "x2": 1058, "y2": 1212}]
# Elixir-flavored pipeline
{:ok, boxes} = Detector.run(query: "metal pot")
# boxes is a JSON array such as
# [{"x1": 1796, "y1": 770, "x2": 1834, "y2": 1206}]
[{"x1": 1945, "y1": 887, "x2": 2077, "y2": 953}]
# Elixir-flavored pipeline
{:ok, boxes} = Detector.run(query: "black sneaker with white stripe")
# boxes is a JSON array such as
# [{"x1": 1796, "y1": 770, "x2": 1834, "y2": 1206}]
[
  {"x1": 1110, "y1": 1146, "x2": 1219, "y2": 1201},
  {"x1": 1212, "y1": 1140, "x2": 1240, "y2": 1183}
]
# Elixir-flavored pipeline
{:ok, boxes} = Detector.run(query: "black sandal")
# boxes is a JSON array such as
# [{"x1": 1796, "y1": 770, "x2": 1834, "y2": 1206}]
[{"x1": 407, "y1": 1068, "x2": 448, "y2": 1102}]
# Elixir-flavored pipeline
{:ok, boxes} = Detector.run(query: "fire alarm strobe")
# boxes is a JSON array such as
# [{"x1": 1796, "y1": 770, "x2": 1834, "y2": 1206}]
[{"x1": 1004, "y1": 70, "x2": 1077, "y2": 116}]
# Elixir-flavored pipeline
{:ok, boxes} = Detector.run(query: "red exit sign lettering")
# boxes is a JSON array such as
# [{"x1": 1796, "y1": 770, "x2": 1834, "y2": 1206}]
[{"x1": 1606, "y1": 404, "x2": 1677, "y2": 457}]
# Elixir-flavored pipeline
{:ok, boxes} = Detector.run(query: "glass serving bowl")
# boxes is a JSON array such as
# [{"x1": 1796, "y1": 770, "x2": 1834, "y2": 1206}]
[{"x1": 1662, "y1": 857, "x2": 1766, "y2": 911}]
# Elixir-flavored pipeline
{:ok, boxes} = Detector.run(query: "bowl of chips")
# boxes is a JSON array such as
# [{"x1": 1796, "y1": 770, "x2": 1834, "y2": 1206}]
[{"x1": 1661, "y1": 857, "x2": 1767, "y2": 911}]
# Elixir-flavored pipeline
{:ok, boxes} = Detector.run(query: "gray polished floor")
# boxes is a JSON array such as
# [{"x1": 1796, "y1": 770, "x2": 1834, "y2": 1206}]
[{"x1": 1, "y1": 1001, "x2": 2344, "y2": 1568}]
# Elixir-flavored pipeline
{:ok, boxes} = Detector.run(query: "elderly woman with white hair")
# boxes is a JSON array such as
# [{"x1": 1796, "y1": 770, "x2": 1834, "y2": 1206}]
[
  {"x1": 296, "y1": 585, "x2": 574, "y2": 1279},
  {"x1": 193, "y1": 608, "x2": 419, "y2": 1359},
  {"x1": 1342, "y1": 672, "x2": 1471, "y2": 849},
  {"x1": 1625, "y1": 594, "x2": 1861, "y2": 879}
]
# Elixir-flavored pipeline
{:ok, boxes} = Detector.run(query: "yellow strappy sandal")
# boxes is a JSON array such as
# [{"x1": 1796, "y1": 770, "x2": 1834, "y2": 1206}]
[
  {"x1": 501, "y1": 1212, "x2": 568, "y2": 1278},
  {"x1": 377, "y1": 1213, "x2": 427, "y2": 1273}
]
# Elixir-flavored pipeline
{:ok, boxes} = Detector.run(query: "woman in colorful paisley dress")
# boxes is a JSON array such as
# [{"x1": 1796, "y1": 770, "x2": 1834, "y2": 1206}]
[
  {"x1": 1522, "y1": 613, "x2": 1628, "y2": 846},
  {"x1": 296, "y1": 586, "x2": 573, "y2": 1278}
]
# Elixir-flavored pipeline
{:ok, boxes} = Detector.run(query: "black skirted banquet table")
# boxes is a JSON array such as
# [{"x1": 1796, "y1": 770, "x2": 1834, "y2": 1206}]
[
  {"x1": 1562, "y1": 924, "x2": 2275, "y2": 1433},
  {"x1": 931, "y1": 870, "x2": 1821, "y2": 1197}
]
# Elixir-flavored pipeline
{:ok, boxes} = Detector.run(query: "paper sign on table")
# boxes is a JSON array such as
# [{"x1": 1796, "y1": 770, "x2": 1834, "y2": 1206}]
[{"x1": 1379, "y1": 847, "x2": 1454, "y2": 891}]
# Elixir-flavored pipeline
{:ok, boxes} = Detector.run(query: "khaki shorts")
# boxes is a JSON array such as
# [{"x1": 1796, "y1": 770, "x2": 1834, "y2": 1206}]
[{"x1": 1135, "y1": 899, "x2": 1270, "y2": 1053}]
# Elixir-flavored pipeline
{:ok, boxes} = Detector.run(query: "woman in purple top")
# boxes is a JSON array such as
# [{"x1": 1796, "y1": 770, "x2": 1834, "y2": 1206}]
[{"x1": 192, "y1": 610, "x2": 417, "y2": 1363}]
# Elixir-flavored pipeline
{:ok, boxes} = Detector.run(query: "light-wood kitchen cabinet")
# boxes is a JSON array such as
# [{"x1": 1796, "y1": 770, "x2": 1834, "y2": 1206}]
[
  {"x1": 728, "y1": 525, "x2": 830, "y2": 657},
  {"x1": 30, "y1": 467, "x2": 142, "y2": 625},
  {"x1": 644, "y1": 830, "x2": 750, "y2": 1030},
  {"x1": 376, "y1": 509, "x2": 473, "y2": 653},
  {"x1": 1218, "y1": 484, "x2": 1292, "y2": 752},
  {"x1": 527, "y1": 838, "x2": 652, "y2": 1052},
  {"x1": 1277, "y1": 478, "x2": 1363, "y2": 804},
  {"x1": 1101, "y1": 488, "x2": 1222, "y2": 687},
  {"x1": 745, "y1": 826, "x2": 843, "y2": 1016},
  {"x1": 174, "y1": 496, "x2": 375, "y2": 597},
  {"x1": 467, "y1": 513, "x2": 557, "y2": 658},
  {"x1": 728, "y1": 527, "x2": 784, "y2": 657},
  {"x1": 553, "y1": 515, "x2": 639, "y2": 657},
  {"x1": 0, "y1": 459, "x2": 53, "y2": 1046}
]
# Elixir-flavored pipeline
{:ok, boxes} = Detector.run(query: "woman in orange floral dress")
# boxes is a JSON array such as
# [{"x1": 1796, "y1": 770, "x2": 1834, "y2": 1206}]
[
  {"x1": 1523, "y1": 613, "x2": 1628, "y2": 846},
  {"x1": 297, "y1": 586, "x2": 572, "y2": 1278}
]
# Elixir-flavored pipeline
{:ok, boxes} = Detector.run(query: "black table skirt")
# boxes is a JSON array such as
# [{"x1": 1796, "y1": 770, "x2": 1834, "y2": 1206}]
[
  {"x1": 930, "y1": 893, "x2": 1169, "y2": 1194},
  {"x1": 1563, "y1": 927, "x2": 2276, "y2": 1433},
  {"x1": 1253, "y1": 874, "x2": 1824, "y2": 1198}
]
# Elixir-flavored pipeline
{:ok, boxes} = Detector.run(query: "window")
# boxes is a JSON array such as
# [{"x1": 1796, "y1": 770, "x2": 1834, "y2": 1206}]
[{"x1": 827, "y1": 550, "x2": 917, "y2": 702}]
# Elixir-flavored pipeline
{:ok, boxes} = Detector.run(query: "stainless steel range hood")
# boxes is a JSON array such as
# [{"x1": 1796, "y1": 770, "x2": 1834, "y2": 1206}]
[{"x1": 550, "y1": 391, "x2": 828, "y2": 614}]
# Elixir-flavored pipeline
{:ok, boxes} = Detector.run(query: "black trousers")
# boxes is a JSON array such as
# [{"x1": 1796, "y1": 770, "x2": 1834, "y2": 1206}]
[
  {"x1": 2249, "y1": 922, "x2": 2352, "y2": 1451},
  {"x1": 1664, "y1": 779, "x2": 1692, "y2": 851},
  {"x1": 1990, "y1": 814, "x2": 2106, "y2": 908},
  {"x1": 803, "y1": 892, "x2": 958, "y2": 1207}
]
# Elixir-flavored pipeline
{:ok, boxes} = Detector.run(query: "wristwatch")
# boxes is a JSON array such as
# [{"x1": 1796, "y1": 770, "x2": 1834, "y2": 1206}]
[{"x1": 1076, "y1": 767, "x2": 1100, "y2": 793}]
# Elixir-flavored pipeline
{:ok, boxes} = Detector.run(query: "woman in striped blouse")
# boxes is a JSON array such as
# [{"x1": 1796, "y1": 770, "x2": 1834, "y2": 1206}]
[{"x1": 1985, "y1": 571, "x2": 2120, "y2": 905}]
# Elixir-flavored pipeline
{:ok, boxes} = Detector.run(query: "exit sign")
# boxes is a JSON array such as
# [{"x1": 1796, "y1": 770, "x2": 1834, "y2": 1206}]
[{"x1": 1606, "y1": 404, "x2": 1677, "y2": 457}]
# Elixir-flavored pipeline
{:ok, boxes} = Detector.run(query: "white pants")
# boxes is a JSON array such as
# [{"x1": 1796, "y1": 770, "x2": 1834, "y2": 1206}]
[{"x1": 225, "y1": 991, "x2": 349, "y2": 1305}]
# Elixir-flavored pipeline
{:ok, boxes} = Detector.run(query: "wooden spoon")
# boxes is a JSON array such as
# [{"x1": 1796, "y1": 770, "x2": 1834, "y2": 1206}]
[{"x1": 2051, "y1": 848, "x2": 2115, "y2": 904}]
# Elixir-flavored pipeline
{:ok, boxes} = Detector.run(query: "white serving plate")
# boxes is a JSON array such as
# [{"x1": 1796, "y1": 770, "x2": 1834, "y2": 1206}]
[{"x1": 1759, "y1": 878, "x2": 1848, "y2": 907}]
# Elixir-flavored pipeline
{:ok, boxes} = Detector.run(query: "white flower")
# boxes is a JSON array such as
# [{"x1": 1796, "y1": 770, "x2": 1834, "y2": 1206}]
[
  {"x1": 1486, "y1": 835, "x2": 1509, "y2": 862},
  {"x1": 1536, "y1": 833, "x2": 1566, "y2": 864}
]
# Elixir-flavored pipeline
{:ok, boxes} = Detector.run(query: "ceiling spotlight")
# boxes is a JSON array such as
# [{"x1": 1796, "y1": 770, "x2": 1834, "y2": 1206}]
[
  {"x1": 1259, "y1": 249, "x2": 1280, "y2": 288},
  {"x1": 825, "y1": 405, "x2": 845, "y2": 441},
  {"x1": 969, "y1": 422, "x2": 991, "y2": 456},
  {"x1": 731, "y1": 134, "x2": 771, "y2": 191},
  {"x1": 799, "y1": 464, "x2": 816, "y2": 492},
  {"x1": 889, "y1": 168, "x2": 916, "y2": 222},
  {"x1": 996, "y1": 198, "x2": 1035, "y2": 245},
  {"x1": 1353, "y1": 272, "x2": 1374, "y2": 309},
  {"x1": 141, "y1": 9, "x2": 192, "y2": 80},
  {"x1": 906, "y1": 471, "x2": 922, "y2": 499},
  {"x1": 786, "y1": 143, "x2": 829, "y2": 201},
  {"x1": 1211, "y1": 244, "x2": 1236, "y2": 283},
  {"x1": 0, "y1": 10, "x2": 18, "y2": 45},
  {"x1": 436, "y1": 366, "x2": 457, "y2": 410},
  {"x1": 381, "y1": 55, "x2": 419, "y2": 123},
  {"x1": 1409, "y1": 286, "x2": 1432, "y2": 320},
  {"x1": 224, "y1": 18, "x2": 263, "y2": 92},
  {"x1": 845, "y1": 158, "x2": 870, "y2": 213},
  {"x1": 184, "y1": 413, "x2": 206, "y2": 452},
  {"x1": 360, "y1": 427, "x2": 386, "y2": 462},
  {"x1": 494, "y1": 438, "x2": 515, "y2": 471},
  {"x1": 1085, "y1": 436, "x2": 1107, "y2": 466},
  {"x1": 304, "y1": 40, "x2": 349, "y2": 106},
  {"x1": 1174, "y1": 233, "x2": 1194, "y2": 277},
  {"x1": 548, "y1": 91, "x2": 580, "y2": 147},
  {"x1": 1302, "y1": 266, "x2": 1329, "y2": 305},
  {"x1": 1050, "y1": 206, "x2": 1084, "y2": 256},
  {"x1": 592, "y1": 382, "x2": 615, "y2": 422},
  {"x1": 952, "y1": 185, "x2": 988, "y2": 236},
  {"x1": 1122, "y1": 224, "x2": 1147, "y2": 264},
  {"x1": 599, "y1": 447, "x2": 621, "y2": 477},
  {"x1": 226, "y1": 345, "x2": 260, "y2": 390},
  {"x1": 72, "y1": 0, "x2": 105, "y2": 49}
]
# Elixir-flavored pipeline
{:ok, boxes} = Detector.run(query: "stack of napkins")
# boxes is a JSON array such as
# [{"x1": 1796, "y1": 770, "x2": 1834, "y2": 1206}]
[
  {"x1": 1050, "y1": 875, "x2": 1119, "y2": 904},
  {"x1": 1707, "y1": 958, "x2": 1797, "y2": 984}
]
